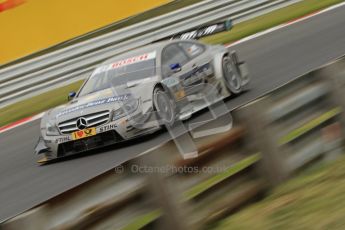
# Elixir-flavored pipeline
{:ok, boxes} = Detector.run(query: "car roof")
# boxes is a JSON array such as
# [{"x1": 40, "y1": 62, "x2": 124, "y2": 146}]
[{"x1": 101, "y1": 39, "x2": 200, "y2": 65}]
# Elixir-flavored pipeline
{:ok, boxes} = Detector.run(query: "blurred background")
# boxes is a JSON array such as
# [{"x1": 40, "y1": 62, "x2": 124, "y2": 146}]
[{"x1": 0, "y1": 0, "x2": 169, "y2": 64}]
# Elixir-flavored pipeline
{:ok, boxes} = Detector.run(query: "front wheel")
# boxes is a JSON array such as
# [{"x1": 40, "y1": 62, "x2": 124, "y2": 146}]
[
  {"x1": 153, "y1": 87, "x2": 176, "y2": 126},
  {"x1": 222, "y1": 56, "x2": 242, "y2": 95}
]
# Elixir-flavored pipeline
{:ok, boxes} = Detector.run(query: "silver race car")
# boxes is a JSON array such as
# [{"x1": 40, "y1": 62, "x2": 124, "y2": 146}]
[{"x1": 35, "y1": 39, "x2": 249, "y2": 163}]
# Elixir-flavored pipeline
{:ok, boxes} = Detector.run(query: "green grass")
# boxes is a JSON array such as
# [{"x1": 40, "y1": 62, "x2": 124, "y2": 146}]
[
  {"x1": 121, "y1": 210, "x2": 161, "y2": 230},
  {"x1": 0, "y1": 81, "x2": 82, "y2": 127},
  {"x1": 119, "y1": 154, "x2": 261, "y2": 229},
  {"x1": 214, "y1": 154, "x2": 345, "y2": 230},
  {"x1": 184, "y1": 153, "x2": 261, "y2": 200},
  {"x1": 279, "y1": 107, "x2": 342, "y2": 145},
  {"x1": 1, "y1": 0, "x2": 344, "y2": 127}
]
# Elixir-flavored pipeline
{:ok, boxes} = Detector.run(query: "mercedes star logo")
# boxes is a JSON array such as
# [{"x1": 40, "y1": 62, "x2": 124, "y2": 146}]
[{"x1": 76, "y1": 117, "x2": 88, "y2": 130}]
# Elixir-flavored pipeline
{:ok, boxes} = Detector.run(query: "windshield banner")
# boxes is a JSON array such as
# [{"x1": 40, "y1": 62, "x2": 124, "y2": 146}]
[{"x1": 94, "y1": 51, "x2": 156, "y2": 75}]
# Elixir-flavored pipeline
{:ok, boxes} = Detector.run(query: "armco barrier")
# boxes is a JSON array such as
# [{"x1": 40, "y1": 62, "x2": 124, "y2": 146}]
[
  {"x1": 3, "y1": 55, "x2": 345, "y2": 229},
  {"x1": 0, "y1": 0, "x2": 302, "y2": 108},
  {"x1": 238, "y1": 70, "x2": 344, "y2": 185}
]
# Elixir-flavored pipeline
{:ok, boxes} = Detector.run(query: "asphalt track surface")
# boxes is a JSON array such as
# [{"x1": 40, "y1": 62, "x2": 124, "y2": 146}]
[{"x1": 1, "y1": 5, "x2": 345, "y2": 222}]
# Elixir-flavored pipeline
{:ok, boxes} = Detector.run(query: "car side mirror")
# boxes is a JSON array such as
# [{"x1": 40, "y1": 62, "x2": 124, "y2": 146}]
[
  {"x1": 170, "y1": 63, "x2": 182, "y2": 73},
  {"x1": 68, "y1": 91, "x2": 76, "y2": 101}
]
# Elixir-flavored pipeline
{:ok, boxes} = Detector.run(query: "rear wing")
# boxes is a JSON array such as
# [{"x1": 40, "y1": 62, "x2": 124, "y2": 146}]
[{"x1": 168, "y1": 19, "x2": 233, "y2": 40}]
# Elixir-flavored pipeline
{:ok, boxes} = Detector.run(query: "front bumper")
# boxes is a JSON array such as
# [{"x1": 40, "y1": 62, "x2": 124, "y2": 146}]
[
  {"x1": 35, "y1": 110, "x2": 160, "y2": 161},
  {"x1": 57, "y1": 130, "x2": 123, "y2": 157},
  {"x1": 35, "y1": 129, "x2": 123, "y2": 160}
]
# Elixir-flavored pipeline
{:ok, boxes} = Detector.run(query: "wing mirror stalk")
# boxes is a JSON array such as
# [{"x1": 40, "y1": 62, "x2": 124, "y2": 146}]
[
  {"x1": 68, "y1": 91, "x2": 76, "y2": 101},
  {"x1": 170, "y1": 63, "x2": 182, "y2": 73}
]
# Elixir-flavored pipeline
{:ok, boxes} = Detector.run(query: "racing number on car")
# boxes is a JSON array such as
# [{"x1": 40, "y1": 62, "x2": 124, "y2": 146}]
[{"x1": 72, "y1": 128, "x2": 96, "y2": 140}]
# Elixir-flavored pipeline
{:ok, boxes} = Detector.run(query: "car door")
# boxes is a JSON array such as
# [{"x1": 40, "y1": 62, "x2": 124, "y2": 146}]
[
  {"x1": 161, "y1": 43, "x2": 191, "y2": 99},
  {"x1": 161, "y1": 43, "x2": 190, "y2": 79},
  {"x1": 177, "y1": 41, "x2": 214, "y2": 95}
]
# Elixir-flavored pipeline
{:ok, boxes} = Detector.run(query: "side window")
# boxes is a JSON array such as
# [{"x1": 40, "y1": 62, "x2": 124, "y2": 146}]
[
  {"x1": 179, "y1": 42, "x2": 205, "y2": 58},
  {"x1": 162, "y1": 44, "x2": 189, "y2": 78}
]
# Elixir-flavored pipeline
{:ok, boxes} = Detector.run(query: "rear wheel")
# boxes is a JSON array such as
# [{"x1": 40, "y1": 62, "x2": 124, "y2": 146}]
[
  {"x1": 153, "y1": 87, "x2": 175, "y2": 126},
  {"x1": 222, "y1": 56, "x2": 242, "y2": 95}
]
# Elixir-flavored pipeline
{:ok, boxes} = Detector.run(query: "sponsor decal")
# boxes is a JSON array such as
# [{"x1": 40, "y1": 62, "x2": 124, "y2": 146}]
[
  {"x1": 99, "y1": 124, "x2": 117, "y2": 132},
  {"x1": 180, "y1": 63, "x2": 213, "y2": 86},
  {"x1": 94, "y1": 52, "x2": 156, "y2": 75},
  {"x1": 72, "y1": 128, "x2": 96, "y2": 140},
  {"x1": 119, "y1": 119, "x2": 127, "y2": 126},
  {"x1": 174, "y1": 90, "x2": 186, "y2": 100},
  {"x1": 169, "y1": 20, "x2": 232, "y2": 40},
  {"x1": 55, "y1": 136, "x2": 71, "y2": 144},
  {"x1": 180, "y1": 25, "x2": 217, "y2": 40},
  {"x1": 162, "y1": 77, "x2": 179, "y2": 87},
  {"x1": 57, "y1": 94, "x2": 131, "y2": 117}
]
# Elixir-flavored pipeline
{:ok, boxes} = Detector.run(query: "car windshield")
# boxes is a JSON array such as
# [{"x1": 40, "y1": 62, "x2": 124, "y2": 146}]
[{"x1": 78, "y1": 52, "x2": 156, "y2": 97}]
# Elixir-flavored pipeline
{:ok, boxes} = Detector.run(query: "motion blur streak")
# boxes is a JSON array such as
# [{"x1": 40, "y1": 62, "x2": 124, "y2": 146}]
[{"x1": 0, "y1": 3, "x2": 345, "y2": 222}]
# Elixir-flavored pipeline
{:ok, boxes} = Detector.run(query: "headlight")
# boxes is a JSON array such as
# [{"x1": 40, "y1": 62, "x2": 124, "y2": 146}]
[
  {"x1": 112, "y1": 99, "x2": 139, "y2": 121},
  {"x1": 46, "y1": 122, "x2": 60, "y2": 136}
]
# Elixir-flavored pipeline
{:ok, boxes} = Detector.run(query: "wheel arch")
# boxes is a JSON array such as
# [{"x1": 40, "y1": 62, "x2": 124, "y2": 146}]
[
  {"x1": 213, "y1": 50, "x2": 230, "y2": 96},
  {"x1": 152, "y1": 82, "x2": 176, "y2": 111}
]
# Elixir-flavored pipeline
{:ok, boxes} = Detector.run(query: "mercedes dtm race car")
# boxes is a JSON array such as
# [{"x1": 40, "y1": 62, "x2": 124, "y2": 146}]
[{"x1": 35, "y1": 39, "x2": 249, "y2": 163}]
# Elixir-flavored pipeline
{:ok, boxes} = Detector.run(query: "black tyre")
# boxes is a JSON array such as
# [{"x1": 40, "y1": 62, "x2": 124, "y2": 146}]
[
  {"x1": 153, "y1": 87, "x2": 175, "y2": 126},
  {"x1": 222, "y1": 56, "x2": 242, "y2": 94}
]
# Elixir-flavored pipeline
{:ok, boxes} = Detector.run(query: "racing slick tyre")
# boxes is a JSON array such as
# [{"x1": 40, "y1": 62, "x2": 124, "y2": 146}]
[
  {"x1": 153, "y1": 87, "x2": 176, "y2": 126},
  {"x1": 222, "y1": 56, "x2": 242, "y2": 95}
]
